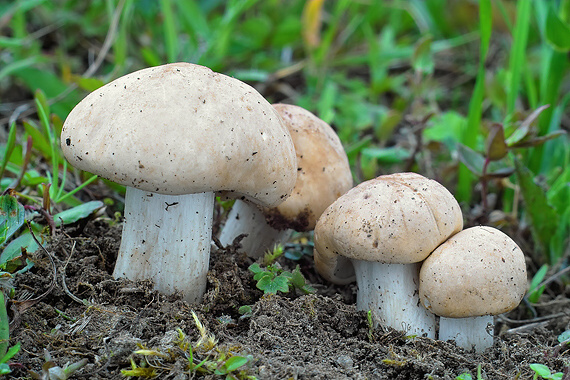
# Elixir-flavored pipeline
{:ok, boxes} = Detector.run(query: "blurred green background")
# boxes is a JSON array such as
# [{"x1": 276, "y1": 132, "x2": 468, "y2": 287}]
[{"x1": 1, "y1": 0, "x2": 569, "y2": 276}]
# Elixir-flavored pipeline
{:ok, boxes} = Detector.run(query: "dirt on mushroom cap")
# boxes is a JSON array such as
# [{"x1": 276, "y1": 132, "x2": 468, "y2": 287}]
[
  {"x1": 262, "y1": 104, "x2": 353, "y2": 231},
  {"x1": 60, "y1": 63, "x2": 297, "y2": 208},
  {"x1": 313, "y1": 172, "x2": 463, "y2": 283}
]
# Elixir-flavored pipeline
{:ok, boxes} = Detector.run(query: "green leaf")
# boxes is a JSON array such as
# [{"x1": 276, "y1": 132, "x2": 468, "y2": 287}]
[
  {"x1": 0, "y1": 195, "x2": 25, "y2": 246},
  {"x1": 52, "y1": 201, "x2": 104, "y2": 227},
  {"x1": 34, "y1": 88, "x2": 50, "y2": 118},
  {"x1": 530, "y1": 364, "x2": 552, "y2": 377},
  {"x1": 0, "y1": 292, "x2": 7, "y2": 359},
  {"x1": 71, "y1": 75, "x2": 105, "y2": 92},
  {"x1": 289, "y1": 266, "x2": 307, "y2": 289},
  {"x1": 423, "y1": 111, "x2": 466, "y2": 147},
  {"x1": 457, "y1": 144, "x2": 485, "y2": 176},
  {"x1": 514, "y1": 159, "x2": 560, "y2": 263},
  {"x1": 317, "y1": 80, "x2": 338, "y2": 124},
  {"x1": 412, "y1": 34, "x2": 434, "y2": 75},
  {"x1": 256, "y1": 274, "x2": 289, "y2": 294},
  {"x1": 485, "y1": 123, "x2": 508, "y2": 161},
  {"x1": 557, "y1": 329, "x2": 570, "y2": 344},
  {"x1": 456, "y1": 144, "x2": 514, "y2": 179},
  {"x1": 0, "y1": 122, "x2": 17, "y2": 180},
  {"x1": 506, "y1": 105, "x2": 550, "y2": 146},
  {"x1": 527, "y1": 264, "x2": 548, "y2": 303},
  {"x1": 508, "y1": 131, "x2": 567, "y2": 149},
  {"x1": 0, "y1": 242, "x2": 32, "y2": 274},
  {"x1": 0, "y1": 343, "x2": 21, "y2": 365},
  {"x1": 23, "y1": 120, "x2": 51, "y2": 158},
  {"x1": 361, "y1": 146, "x2": 411, "y2": 164},
  {"x1": 223, "y1": 356, "x2": 248, "y2": 372},
  {"x1": 345, "y1": 135, "x2": 373, "y2": 160},
  {"x1": 546, "y1": 5, "x2": 570, "y2": 51},
  {"x1": 456, "y1": 373, "x2": 473, "y2": 380},
  {"x1": 248, "y1": 263, "x2": 265, "y2": 277},
  {"x1": 0, "y1": 363, "x2": 11, "y2": 375}
]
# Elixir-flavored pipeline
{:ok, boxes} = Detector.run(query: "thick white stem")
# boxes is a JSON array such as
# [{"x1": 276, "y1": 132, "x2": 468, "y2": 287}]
[
  {"x1": 114, "y1": 187, "x2": 214, "y2": 304},
  {"x1": 219, "y1": 199, "x2": 291, "y2": 259},
  {"x1": 352, "y1": 260, "x2": 436, "y2": 339},
  {"x1": 439, "y1": 315, "x2": 494, "y2": 352}
]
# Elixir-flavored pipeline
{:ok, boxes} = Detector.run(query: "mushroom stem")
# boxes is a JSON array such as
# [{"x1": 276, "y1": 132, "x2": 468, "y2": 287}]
[
  {"x1": 438, "y1": 315, "x2": 494, "y2": 352},
  {"x1": 113, "y1": 187, "x2": 214, "y2": 303},
  {"x1": 352, "y1": 260, "x2": 436, "y2": 338},
  {"x1": 219, "y1": 199, "x2": 291, "y2": 258}
]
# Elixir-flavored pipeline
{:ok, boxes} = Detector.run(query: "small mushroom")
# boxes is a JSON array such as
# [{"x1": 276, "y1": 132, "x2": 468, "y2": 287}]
[
  {"x1": 313, "y1": 172, "x2": 463, "y2": 338},
  {"x1": 219, "y1": 104, "x2": 352, "y2": 258},
  {"x1": 61, "y1": 63, "x2": 297, "y2": 303},
  {"x1": 419, "y1": 226, "x2": 527, "y2": 352}
]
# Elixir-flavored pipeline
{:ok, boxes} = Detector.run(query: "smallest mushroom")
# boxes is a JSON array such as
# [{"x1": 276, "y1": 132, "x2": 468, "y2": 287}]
[
  {"x1": 419, "y1": 226, "x2": 527, "y2": 352},
  {"x1": 219, "y1": 104, "x2": 352, "y2": 258}
]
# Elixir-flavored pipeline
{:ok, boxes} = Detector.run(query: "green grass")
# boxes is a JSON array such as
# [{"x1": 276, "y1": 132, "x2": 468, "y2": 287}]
[{"x1": 0, "y1": 1, "x2": 569, "y2": 277}]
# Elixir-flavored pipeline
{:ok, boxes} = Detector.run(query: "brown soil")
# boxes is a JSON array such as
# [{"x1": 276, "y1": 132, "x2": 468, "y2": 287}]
[{"x1": 6, "y1": 218, "x2": 570, "y2": 379}]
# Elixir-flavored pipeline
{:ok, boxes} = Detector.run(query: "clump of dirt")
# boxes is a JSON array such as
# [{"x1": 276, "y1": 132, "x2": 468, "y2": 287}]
[{"x1": 6, "y1": 219, "x2": 570, "y2": 379}]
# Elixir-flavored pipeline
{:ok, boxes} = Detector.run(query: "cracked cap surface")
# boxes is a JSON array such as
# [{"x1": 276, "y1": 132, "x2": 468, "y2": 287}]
[
  {"x1": 314, "y1": 172, "x2": 463, "y2": 284},
  {"x1": 419, "y1": 226, "x2": 527, "y2": 318}
]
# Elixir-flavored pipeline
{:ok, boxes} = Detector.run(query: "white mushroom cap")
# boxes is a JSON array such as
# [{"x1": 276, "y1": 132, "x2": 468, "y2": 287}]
[
  {"x1": 314, "y1": 172, "x2": 463, "y2": 284},
  {"x1": 61, "y1": 63, "x2": 296, "y2": 208},
  {"x1": 262, "y1": 104, "x2": 353, "y2": 231},
  {"x1": 419, "y1": 226, "x2": 527, "y2": 318}
]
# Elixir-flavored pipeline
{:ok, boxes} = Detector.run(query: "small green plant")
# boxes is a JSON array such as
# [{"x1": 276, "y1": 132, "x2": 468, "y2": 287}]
[
  {"x1": 366, "y1": 310, "x2": 374, "y2": 342},
  {"x1": 28, "y1": 349, "x2": 88, "y2": 380},
  {"x1": 122, "y1": 311, "x2": 256, "y2": 379},
  {"x1": 458, "y1": 105, "x2": 563, "y2": 211},
  {"x1": 238, "y1": 305, "x2": 253, "y2": 319},
  {"x1": 529, "y1": 363, "x2": 563, "y2": 380},
  {"x1": 456, "y1": 364, "x2": 484, "y2": 380},
  {"x1": 248, "y1": 244, "x2": 315, "y2": 295}
]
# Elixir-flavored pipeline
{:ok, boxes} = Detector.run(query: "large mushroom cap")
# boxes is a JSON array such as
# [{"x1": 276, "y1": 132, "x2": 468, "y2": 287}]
[
  {"x1": 314, "y1": 172, "x2": 463, "y2": 284},
  {"x1": 61, "y1": 62, "x2": 296, "y2": 207},
  {"x1": 419, "y1": 226, "x2": 527, "y2": 318},
  {"x1": 262, "y1": 104, "x2": 353, "y2": 231}
]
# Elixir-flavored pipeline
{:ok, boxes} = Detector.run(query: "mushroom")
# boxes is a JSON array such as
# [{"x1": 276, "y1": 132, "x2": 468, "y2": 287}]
[
  {"x1": 219, "y1": 104, "x2": 352, "y2": 258},
  {"x1": 60, "y1": 63, "x2": 297, "y2": 303},
  {"x1": 419, "y1": 226, "x2": 527, "y2": 352},
  {"x1": 313, "y1": 172, "x2": 463, "y2": 338}
]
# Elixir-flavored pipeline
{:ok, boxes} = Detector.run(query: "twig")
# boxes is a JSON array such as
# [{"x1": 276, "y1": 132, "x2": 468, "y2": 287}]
[
  {"x1": 497, "y1": 312, "x2": 568, "y2": 326},
  {"x1": 61, "y1": 241, "x2": 88, "y2": 305}
]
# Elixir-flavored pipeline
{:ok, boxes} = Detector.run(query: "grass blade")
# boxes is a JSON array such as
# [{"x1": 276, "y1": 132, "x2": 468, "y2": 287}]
[
  {"x1": 506, "y1": 0, "x2": 531, "y2": 116},
  {"x1": 0, "y1": 292, "x2": 8, "y2": 359},
  {"x1": 457, "y1": 0, "x2": 491, "y2": 201},
  {"x1": 160, "y1": 0, "x2": 178, "y2": 62}
]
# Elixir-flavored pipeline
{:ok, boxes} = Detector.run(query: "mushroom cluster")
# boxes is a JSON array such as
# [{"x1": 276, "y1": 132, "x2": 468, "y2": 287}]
[
  {"x1": 419, "y1": 226, "x2": 527, "y2": 351},
  {"x1": 61, "y1": 62, "x2": 527, "y2": 353},
  {"x1": 313, "y1": 172, "x2": 463, "y2": 338},
  {"x1": 219, "y1": 103, "x2": 353, "y2": 258},
  {"x1": 61, "y1": 62, "x2": 297, "y2": 303},
  {"x1": 313, "y1": 172, "x2": 527, "y2": 350}
]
